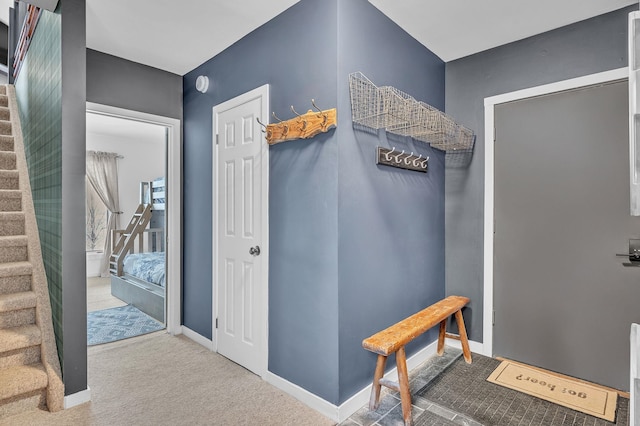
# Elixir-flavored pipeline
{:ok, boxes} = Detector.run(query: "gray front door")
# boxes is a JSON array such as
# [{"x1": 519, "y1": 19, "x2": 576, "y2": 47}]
[{"x1": 494, "y1": 80, "x2": 640, "y2": 391}]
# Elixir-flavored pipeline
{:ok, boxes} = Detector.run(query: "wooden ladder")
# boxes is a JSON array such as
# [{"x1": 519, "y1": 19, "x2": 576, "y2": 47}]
[{"x1": 109, "y1": 203, "x2": 152, "y2": 276}]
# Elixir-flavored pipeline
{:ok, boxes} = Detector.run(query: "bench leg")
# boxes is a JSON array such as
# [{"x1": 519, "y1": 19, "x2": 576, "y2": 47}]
[
  {"x1": 396, "y1": 347, "x2": 413, "y2": 426},
  {"x1": 369, "y1": 354, "x2": 387, "y2": 410},
  {"x1": 437, "y1": 319, "x2": 447, "y2": 356},
  {"x1": 454, "y1": 309, "x2": 472, "y2": 364}
]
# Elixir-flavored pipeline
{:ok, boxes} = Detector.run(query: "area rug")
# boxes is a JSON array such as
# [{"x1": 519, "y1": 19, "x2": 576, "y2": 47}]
[
  {"x1": 487, "y1": 359, "x2": 618, "y2": 422},
  {"x1": 87, "y1": 305, "x2": 164, "y2": 346},
  {"x1": 416, "y1": 354, "x2": 628, "y2": 425}
]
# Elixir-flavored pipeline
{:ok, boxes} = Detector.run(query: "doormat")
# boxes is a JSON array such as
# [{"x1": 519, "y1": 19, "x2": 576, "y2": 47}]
[
  {"x1": 87, "y1": 305, "x2": 164, "y2": 346},
  {"x1": 487, "y1": 359, "x2": 618, "y2": 422}
]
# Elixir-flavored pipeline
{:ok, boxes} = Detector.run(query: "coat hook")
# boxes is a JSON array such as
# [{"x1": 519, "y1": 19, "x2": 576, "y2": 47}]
[
  {"x1": 256, "y1": 117, "x2": 267, "y2": 133},
  {"x1": 413, "y1": 154, "x2": 423, "y2": 167},
  {"x1": 311, "y1": 99, "x2": 322, "y2": 114},
  {"x1": 272, "y1": 111, "x2": 284, "y2": 122},
  {"x1": 385, "y1": 147, "x2": 396, "y2": 161},
  {"x1": 272, "y1": 112, "x2": 289, "y2": 135},
  {"x1": 404, "y1": 152, "x2": 414, "y2": 165},
  {"x1": 290, "y1": 105, "x2": 307, "y2": 131},
  {"x1": 421, "y1": 157, "x2": 429, "y2": 168},
  {"x1": 395, "y1": 150, "x2": 405, "y2": 163},
  {"x1": 311, "y1": 99, "x2": 328, "y2": 127}
]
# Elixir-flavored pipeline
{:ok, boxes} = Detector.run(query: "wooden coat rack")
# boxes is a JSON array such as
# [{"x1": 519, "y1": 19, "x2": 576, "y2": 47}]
[{"x1": 260, "y1": 100, "x2": 337, "y2": 145}]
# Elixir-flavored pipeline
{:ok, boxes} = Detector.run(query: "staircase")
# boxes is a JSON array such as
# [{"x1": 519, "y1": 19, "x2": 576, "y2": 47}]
[
  {"x1": 0, "y1": 84, "x2": 64, "y2": 418},
  {"x1": 110, "y1": 203, "x2": 152, "y2": 276}
]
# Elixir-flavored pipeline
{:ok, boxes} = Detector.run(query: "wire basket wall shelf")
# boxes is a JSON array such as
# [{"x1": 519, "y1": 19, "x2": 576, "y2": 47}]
[{"x1": 349, "y1": 72, "x2": 475, "y2": 153}]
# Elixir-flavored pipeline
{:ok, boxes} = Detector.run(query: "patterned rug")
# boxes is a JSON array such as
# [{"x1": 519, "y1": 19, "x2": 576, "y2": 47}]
[{"x1": 87, "y1": 305, "x2": 164, "y2": 346}]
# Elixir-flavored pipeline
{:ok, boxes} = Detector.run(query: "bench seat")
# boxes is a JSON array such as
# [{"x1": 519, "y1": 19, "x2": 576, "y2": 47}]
[{"x1": 362, "y1": 295, "x2": 472, "y2": 425}]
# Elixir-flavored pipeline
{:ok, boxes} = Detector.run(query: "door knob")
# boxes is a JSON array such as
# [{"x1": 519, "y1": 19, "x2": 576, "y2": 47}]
[{"x1": 249, "y1": 246, "x2": 261, "y2": 256}]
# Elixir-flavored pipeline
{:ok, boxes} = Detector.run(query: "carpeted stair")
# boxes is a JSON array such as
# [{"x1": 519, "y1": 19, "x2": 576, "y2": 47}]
[{"x1": 0, "y1": 84, "x2": 64, "y2": 419}]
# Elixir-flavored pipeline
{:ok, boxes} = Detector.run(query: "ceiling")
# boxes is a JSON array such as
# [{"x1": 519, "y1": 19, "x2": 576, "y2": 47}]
[
  {"x1": 84, "y1": 0, "x2": 637, "y2": 76},
  {"x1": 86, "y1": 112, "x2": 166, "y2": 143}
]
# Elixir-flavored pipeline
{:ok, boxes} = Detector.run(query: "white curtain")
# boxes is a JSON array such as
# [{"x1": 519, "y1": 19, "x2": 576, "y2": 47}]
[{"x1": 86, "y1": 151, "x2": 121, "y2": 276}]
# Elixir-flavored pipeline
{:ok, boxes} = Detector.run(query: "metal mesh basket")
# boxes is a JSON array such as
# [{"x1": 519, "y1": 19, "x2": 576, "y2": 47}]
[
  {"x1": 349, "y1": 71, "x2": 475, "y2": 158},
  {"x1": 431, "y1": 124, "x2": 476, "y2": 152},
  {"x1": 349, "y1": 72, "x2": 410, "y2": 130},
  {"x1": 388, "y1": 101, "x2": 439, "y2": 138},
  {"x1": 429, "y1": 113, "x2": 458, "y2": 150},
  {"x1": 411, "y1": 102, "x2": 443, "y2": 143}
]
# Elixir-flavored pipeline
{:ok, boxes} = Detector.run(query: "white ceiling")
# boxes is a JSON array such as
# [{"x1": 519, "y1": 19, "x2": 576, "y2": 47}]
[
  {"x1": 369, "y1": 0, "x2": 637, "y2": 62},
  {"x1": 84, "y1": 0, "x2": 638, "y2": 76},
  {"x1": 86, "y1": 0, "x2": 299, "y2": 76},
  {"x1": 86, "y1": 113, "x2": 166, "y2": 144}
]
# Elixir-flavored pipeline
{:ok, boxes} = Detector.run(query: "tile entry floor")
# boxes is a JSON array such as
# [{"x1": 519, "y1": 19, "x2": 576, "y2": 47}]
[
  {"x1": 341, "y1": 348, "x2": 629, "y2": 426},
  {"x1": 341, "y1": 348, "x2": 468, "y2": 426}
]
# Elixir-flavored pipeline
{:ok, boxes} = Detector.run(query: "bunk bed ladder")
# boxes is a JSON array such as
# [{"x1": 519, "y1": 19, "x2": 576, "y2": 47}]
[{"x1": 109, "y1": 203, "x2": 152, "y2": 276}]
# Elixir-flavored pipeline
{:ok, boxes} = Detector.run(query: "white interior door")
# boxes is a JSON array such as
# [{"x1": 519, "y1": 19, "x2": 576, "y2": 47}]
[{"x1": 213, "y1": 85, "x2": 269, "y2": 376}]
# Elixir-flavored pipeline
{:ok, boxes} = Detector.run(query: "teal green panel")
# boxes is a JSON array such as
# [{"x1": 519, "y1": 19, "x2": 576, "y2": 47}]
[{"x1": 14, "y1": 10, "x2": 63, "y2": 363}]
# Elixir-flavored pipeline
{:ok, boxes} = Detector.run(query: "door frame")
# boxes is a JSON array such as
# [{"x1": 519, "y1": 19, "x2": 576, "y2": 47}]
[
  {"x1": 86, "y1": 102, "x2": 182, "y2": 334},
  {"x1": 211, "y1": 85, "x2": 270, "y2": 377},
  {"x1": 482, "y1": 67, "x2": 627, "y2": 357}
]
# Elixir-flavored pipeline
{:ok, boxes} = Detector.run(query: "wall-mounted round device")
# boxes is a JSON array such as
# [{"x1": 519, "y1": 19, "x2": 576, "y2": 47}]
[{"x1": 195, "y1": 75, "x2": 209, "y2": 93}]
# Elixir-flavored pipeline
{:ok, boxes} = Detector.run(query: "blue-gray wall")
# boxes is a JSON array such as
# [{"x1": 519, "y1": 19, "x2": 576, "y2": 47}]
[
  {"x1": 445, "y1": 5, "x2": 636, "y2": 341},
  {"x1": 183, "y1": 0, "x2": 340, "y2": 402},
  {"x1": 336, "y1": 0, "x2": 445, "y2": 402},
  {"x1": 183, "y1": 0, "x2": 446, "y2": 405}
]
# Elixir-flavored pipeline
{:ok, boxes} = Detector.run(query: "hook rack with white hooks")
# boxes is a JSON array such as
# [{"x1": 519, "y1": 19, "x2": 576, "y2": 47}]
[{"x1": 376, "y1": 146, "x2": 428, "y2": 173}]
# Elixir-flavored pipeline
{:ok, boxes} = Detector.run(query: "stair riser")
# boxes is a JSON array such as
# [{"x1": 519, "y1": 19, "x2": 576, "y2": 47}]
[
  {"x1": 0, "y1": 137, "x2": 14, "y2": 152},
  {"x1": 0, "y1": 390, "x2": 46, "y2": 419},
  {"x1": 0, "y1": 96, "x2": 8, "y2": 108},
  {"x1": 0, "y1": 308, "x2": 35, "y2": 328},
  {"x1": 0, "y1": 176, "x2": 18, "y2": 190},
  {"x1": 0, "y1": 275, "x2": 31, "y2": 295},
  {"x1": 0, "y1": 246, "x2": 27, "y2": 263},
  {"x1": 0, "y1": 219, "x2": 25, "y2": 237},
  {"x1": 0, "y1": 197, "x2": 21, "y2": 212},
  {"x1": 0, "y1": 109, "x2": 9, "y2": 121},
  {"x1": 0, "y1": 121, "x2": 11, "y2": 136},
  {"x1": 0, "y1": 346, "x2": 40, "y2": 369},
  {"x1": 0, "y1": 86, "x2": 7, "y2": 96},
  {"x1": 0, "y1": 154, "x2": 16, "y2": 170}
]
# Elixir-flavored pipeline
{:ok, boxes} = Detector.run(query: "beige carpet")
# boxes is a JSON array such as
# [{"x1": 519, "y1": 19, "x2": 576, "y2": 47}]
[
  {"x1": 1, "y1": 332, "x2": 335, "y2": 425},
  {"x1": 87, "y1": 276, "x2": 127, "y2": 313}
]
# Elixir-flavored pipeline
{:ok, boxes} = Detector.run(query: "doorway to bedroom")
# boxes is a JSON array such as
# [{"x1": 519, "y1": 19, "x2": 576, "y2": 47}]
[{"x1": 85, "y1": 111, "x2": 169, "y2": 346}]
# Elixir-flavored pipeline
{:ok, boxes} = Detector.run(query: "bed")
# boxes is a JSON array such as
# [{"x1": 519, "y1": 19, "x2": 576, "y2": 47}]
[{"x1": 110, "y1": 178, "x2": 166, "y2": 323}]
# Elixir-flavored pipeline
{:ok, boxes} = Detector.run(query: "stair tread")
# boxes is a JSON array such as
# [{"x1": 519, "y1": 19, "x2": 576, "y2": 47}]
[
  {"x1": 0, "y1": 364, "x2": 47, "y2": 401},
  {"x1": 0, "y1": 325, "x2": 41, "y2": 353},
  {"x1": 0, "y1": 189, "x2": 21, "y2": 197},
  {"x1": 0, "y1": 212, "x2": 23, "y2": 218},
  {"x1": 0, "y1": 291, "x2": 36, "y2": 313}
]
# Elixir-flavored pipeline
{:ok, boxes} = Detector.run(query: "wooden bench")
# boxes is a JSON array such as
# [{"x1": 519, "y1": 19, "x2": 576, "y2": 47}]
[{"x1": 362, "y1": 295, "x2": 472, "y2": 426}]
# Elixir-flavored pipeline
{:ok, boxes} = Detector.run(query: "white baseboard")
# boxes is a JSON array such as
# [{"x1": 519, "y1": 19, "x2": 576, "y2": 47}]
[
  {"x1": 445, "y1": 338, "x2": 485, "y2": 356},
  {"x1": 266, "y1": 371, "x2": 340, "y2": 421},
  {"x1": 64, "y1": 387, "x2": 91, "y2": 409},
  {"x1": 180, "y1": 326, "x2": 214, "y2": 351},
  {"x1": 266, "y1": 340, "x2": 439, "y2": 423}
]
